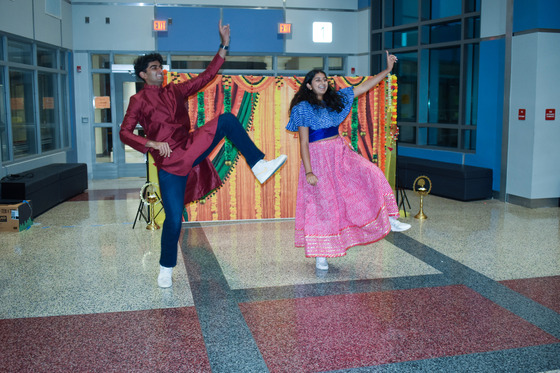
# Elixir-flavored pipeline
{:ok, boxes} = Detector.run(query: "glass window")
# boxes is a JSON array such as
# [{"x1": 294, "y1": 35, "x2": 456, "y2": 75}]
[
  {"x1": 426, "y1": 21, "x2": 461, "y2": 44},
  {"x1": 92, "y1": 54, "x2": 110, "y2": 69},
  {"x1": 61, "y1": 74, "x2": 70, "y2": 148},
  {"x1": 371, "y1": 33, "x2": 382, "y2": 51},
  {"x1": 385, "y1": 0, "x2": 418, "y2": 27},
  {"x1": 371, "y1": 54, "x2": 383, "y2": 77},
  {"x1": 418, "y1": 127, "x2": 458, "y2": 148},
  {"x1": 463, "y1": 44, "x2": 479, "y2": 126},
  {"x1": 395, "y1": 52, "x2": 418, "y2": 122},
  {"x1": 428, "y1": 47, "x2": 460, "y2": 124},
  {"x1": 393, "y1": 28, "x2": 418, "y2": 48},
  {"x1": 38, "y1": 72, "x2": 59, "y2": 152},
  {"x1": 398, "y1": 125, "x2": 415, "y2": 144},
  {"x1": 37, "y1": 47, "x2": 56, "y2": 68},
  {"x1": 93, "y1": 73, "x2": 111, "y2": 123},
  {"x1": 221, "y1": 56, "x2": 272, "y2": 70},
  {"x1": 114, "y1": 54, "x2": 138, "y2": 65},
  {"x1": 371, "y1": 0, "x2": 382, "y2": 30},
  {"x1": 0, "y1": 69, "x2": 8, "y2": 161},
  {"x1": 9, "y1": 69, "x2": 37, "y2": 158},
  {"x1": 8, "y1": 40, "x2": 33, "y2": 65},
  {"x1": 462, "y1": 129, "x2": 476, "y2": 150},
  {"x1": 466, "y1": 0, "x2": 481, "y2": 13},
  {"x1": 59, "y1": 51, "x2": 66, "y2": 70},
  {"x1": 94, "y1": 127, "x2": 113, "y2": 163},
  {"x1": 422, "y1": 0, "x2": 461, "y2": 20},
  {"x1": 465, "y1": 17, "x2": 480, "y2": 39},
  {"x1": 328, "y1": 57, "x2": 343, "y2": 71},
  {"x1": 278, "y1": 57, "x2": 323, "y2": 71},
  {"x1": 171, "y1": 55, "x2": 213, "y2": 70}
]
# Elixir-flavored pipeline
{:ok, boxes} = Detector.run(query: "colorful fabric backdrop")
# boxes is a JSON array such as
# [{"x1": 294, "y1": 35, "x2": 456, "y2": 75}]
[{"x1": 148, "y1": 73, "x2": 399, "y2": 223}]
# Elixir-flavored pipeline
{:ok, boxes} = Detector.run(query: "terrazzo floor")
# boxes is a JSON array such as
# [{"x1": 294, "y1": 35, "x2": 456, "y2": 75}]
[{"x1": 1, "y1": 177, "x2": 559, "y2": 372}]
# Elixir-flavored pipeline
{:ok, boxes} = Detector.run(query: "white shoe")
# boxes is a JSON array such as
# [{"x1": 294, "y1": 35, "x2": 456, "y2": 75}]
[
  {"x1": 158, "y1": 265, "x2": 173, "y2": 288},
  {"x1": 315, "y1": 257, "x2": 329, "y2": 270},
  {"x1": 251, "y1": 155, "x2": 287, "y2": 184},
  {"x1": 389, "y1": 217, "x2": 411, "y2": 232}
]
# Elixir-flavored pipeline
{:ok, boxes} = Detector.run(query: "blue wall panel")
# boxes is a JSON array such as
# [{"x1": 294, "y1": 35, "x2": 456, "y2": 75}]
[
  {"x1": 222, "y1": 8, "x2": 284, "y2": 53},
  {"x1": 466, "y1": 38, "x2": 505, "y2": 192},
  {"x1": 514, "y1": 0, "x2": 560, "y2": 33},
  {"x1": 156, "y1": 7, "x2": 221, "y2": 52}
]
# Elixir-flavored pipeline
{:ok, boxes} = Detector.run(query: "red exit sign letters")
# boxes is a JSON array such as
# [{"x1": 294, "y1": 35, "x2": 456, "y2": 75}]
[{"x1": 153, "y1": 20, "x2": 167, "y2": 32}]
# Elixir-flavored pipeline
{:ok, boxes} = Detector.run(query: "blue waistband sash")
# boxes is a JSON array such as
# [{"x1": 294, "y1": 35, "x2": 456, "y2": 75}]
[{"x1": 309, "y1": 126, "x2": 339, "y2": 143}]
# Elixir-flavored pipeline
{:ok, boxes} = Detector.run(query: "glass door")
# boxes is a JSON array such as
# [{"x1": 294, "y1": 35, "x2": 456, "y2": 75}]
[{"x1": 114, "y1": 73, "x2": 146, "y2": 178}]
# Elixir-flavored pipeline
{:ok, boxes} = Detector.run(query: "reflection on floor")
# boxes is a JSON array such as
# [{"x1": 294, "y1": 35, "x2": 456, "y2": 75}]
[{"x1": 1, "y1": 177, "x2": 559, "y2": 372}]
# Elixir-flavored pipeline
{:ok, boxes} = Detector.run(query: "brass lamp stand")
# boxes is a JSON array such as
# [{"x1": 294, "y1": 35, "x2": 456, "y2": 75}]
[
  {"x1": 140, "y1": 182, "x2": 162, "y2": 230},
  {"x1": 412, "y1": 175, "x2": 432, "y2": 220}
]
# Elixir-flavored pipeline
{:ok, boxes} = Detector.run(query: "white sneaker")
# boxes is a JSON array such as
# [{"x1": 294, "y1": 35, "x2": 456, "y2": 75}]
[
  {"x1": 315, "y1": 257, "x2": 329, "y2": 270},
  {"x1": 158, "y1": 265, "x2": 173, "y2": 288},
  {"x1": 251, "y1": 155, "x2": 288, "y2": 184},
  {"x1": 389, "y1": 217, "x2": 411, "y2": 232}
]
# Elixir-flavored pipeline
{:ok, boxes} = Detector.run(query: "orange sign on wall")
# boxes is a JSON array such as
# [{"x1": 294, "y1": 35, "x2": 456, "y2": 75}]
[
  {"x1": 153, "y1": 20, "x2": 167, "y2": 32},
  {"x1": 278, "y1": 23, "x2": 292, "y2": 34},
  {"x1": 94, "y1": 96, "x2": 111, "y2": 109}
]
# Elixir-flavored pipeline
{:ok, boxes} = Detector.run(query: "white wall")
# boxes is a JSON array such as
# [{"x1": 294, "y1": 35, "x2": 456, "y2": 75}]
[
  {"x1": 0, "y1": 0, "x2": 72, "y2": 48},
  {"x1": 285, "y1": 9, "x2": 361, "y2": 55},
  {"x1": 285, "y1": 0, "x2": 357, "y2": 10},
  {"x1": 0, "y1": 0, "x2": 34, "y2": 39},
  {"x1": 72, "y1": 5, "x2": 156, "y2": 51},
  {"x1": 73, "y1": 52, "x2": 94, "y2": 176},
  {"x1": 507, "y1": 32, "x2": 560, "y2": 199},
  {"x1": 480, "y1": 0, "x2": 507, "y2": 38}
]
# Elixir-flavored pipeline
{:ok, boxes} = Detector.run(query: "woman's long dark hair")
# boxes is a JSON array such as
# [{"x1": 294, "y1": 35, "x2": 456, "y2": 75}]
[{"x1": 289, "y1": 69, "x2": 344, "y2": 115}]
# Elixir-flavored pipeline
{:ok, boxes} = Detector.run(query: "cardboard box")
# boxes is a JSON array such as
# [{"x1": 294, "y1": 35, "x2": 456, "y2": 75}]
[{"x1": 0, "y1": 201, "x2": 33, "y2": 232}]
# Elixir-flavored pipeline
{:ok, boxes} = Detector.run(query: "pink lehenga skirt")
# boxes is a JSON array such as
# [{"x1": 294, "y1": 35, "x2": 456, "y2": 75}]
[{"x1": 295, "y1": 136, "x2": 399, "y2": 257}]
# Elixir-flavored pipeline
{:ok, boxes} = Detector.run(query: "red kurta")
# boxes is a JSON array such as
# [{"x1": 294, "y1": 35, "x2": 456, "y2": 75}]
[{"x1": 119, "y1": 53, "x2": 224, "y2": 203}]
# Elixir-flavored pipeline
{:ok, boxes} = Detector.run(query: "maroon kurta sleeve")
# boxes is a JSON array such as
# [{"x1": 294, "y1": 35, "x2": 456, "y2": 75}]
[
  {"x1": 119, "y1": 52, "x2": 226, "y2": 204},
  {"x1": 119, "y1": 94, "x2": 149, "y2": 153}
]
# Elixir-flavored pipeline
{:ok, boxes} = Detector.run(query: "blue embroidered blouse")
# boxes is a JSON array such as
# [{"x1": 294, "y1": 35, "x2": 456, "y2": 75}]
[{"x1": 286, "y1": 87, "x2": 354, "y2": 142}]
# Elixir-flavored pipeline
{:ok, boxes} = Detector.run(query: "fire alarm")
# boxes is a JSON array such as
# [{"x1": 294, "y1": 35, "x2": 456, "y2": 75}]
[{"x1": 77, "y1": 66, "x2": 82, "y2": 73}]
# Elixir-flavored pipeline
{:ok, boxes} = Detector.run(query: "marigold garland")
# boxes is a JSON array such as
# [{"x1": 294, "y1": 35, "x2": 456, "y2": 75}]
[{"x1": 159, "y1": 73, "x2": 396, "y2": 221}]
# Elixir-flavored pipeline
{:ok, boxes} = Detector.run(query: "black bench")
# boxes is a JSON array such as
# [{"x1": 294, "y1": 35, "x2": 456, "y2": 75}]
[
  {"x1": 397, "y1": 156, "x2": 492, "y2": 201},
  {"x1": 0, "y1": 163, "x2": 88, "y2": 218}
]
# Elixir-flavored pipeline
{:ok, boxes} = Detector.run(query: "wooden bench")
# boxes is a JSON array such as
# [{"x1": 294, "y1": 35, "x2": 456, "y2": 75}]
[
  {"x1": 0, "y1": 163, "x2": 88, "y2": 218},
  {"x1": 397, "y1": 156, "x2": 493, "y2": 201}
]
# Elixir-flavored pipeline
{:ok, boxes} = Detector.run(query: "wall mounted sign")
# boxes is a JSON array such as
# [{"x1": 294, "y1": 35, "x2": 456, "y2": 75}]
[
  {"x1": 278, "y1": 23, "x2": 292, "y2": 34},
  {"x1": 153, "y1": 20, "x2": 167, "y2": 32}
]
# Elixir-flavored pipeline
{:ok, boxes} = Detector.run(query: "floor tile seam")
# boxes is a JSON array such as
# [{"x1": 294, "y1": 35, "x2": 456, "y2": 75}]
[
  {"x1": 231, "y1": 274, "x2": 458, "y2": 303},
  {"x1": 179, "y1": 227, "x2": 269, "y2": 372},
  {"x1": 388, "y1": 234, "x2": 560, "y2": 339},
  {"x1": 0, "y1": 305, "x2": 195, "y2": 321},
  {"x1": 323, "y1": 342, "x2": 560, "y2": 372},
  {"x1": 29, "y1": 222, "x2": 135, "y2": 229}
]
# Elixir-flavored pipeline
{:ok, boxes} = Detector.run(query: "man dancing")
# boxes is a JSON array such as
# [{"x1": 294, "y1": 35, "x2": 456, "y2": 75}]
[{"x1": 120, "y1": 20, "x2": 287, "y2": 287}]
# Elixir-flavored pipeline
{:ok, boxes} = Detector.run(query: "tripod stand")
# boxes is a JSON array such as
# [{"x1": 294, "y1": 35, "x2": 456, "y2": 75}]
[
  {"x1": 394, "y1": 142, "x2": 411, "y2": 216},
  {"x1": 133, "y1": 157, "x2": 151, "y2": 229}
]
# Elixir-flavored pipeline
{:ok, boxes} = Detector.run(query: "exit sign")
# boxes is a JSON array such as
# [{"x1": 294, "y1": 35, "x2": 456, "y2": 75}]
[
  {"x1": 278, "y1": 23, "x2": 292, "y2": 34},
  {"x1": 153, "y1": 20, "x2": 167, "y2": 32}
]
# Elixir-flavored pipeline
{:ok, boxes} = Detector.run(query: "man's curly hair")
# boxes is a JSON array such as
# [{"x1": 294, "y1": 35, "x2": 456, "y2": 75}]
[{"x1": 133, "y1": 53, "x2": 164, "y2": 81}]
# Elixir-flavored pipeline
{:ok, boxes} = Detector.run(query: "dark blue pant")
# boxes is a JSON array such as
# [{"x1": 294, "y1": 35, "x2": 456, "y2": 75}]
[{"x1": 158, "y1": 113, "x2": 264, "y2": 268}]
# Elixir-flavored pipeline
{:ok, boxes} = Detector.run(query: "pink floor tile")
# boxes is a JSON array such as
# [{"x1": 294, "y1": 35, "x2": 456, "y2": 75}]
[
  {"x1": 500, "y1": 276, "x2": 560, "y2": 313},
  {"x1": 0, "y1": 307, "x2": 211, "y2": 373},
  {"x1": 239, "y1": 285, "x2": 559, "y2": 372}
]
